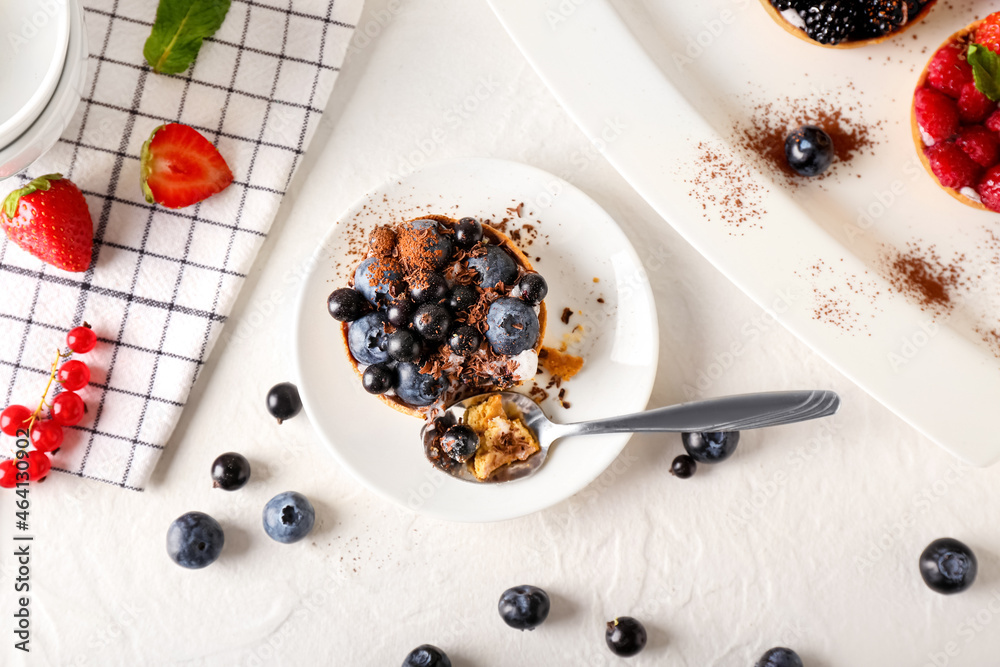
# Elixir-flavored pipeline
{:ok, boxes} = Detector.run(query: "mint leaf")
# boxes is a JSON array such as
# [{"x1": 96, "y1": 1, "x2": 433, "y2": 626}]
[
  {"x1": 968, "y1": 43, "x2": 1000, "y2": 102},
  {"x1": 143, "y1": 0, "x2": 231, "y2": 75}
]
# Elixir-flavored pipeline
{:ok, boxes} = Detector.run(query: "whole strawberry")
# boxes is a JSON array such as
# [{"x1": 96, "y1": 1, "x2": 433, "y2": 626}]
[{"x1": 1, "y1": 174, "x2": 93, "y2": 272}]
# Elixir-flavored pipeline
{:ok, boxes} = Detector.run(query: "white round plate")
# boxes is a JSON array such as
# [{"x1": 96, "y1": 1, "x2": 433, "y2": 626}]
[
  {"x1": 0, "y1": 0, "x2": 87, "y2": 180},
  {"x1": 293, "y1": 158, "x2": 659, "y2": 522},
  {"x1": 0, "y1": 0, "x2": 71, "y2": 147}
]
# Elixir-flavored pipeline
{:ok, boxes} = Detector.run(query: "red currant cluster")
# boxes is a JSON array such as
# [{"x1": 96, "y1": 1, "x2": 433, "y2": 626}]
[{"x1": 0, "y1": 325, "x2": 98, "y2": 487}]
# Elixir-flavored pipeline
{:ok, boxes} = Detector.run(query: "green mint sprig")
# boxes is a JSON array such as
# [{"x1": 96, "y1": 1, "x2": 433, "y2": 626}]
[
  {"x1": 967, "y1": 43, "x2": 1000, "y2": 102},
  {"x1": 143, "y1": 0, "x2": 232, "y2": 75}
]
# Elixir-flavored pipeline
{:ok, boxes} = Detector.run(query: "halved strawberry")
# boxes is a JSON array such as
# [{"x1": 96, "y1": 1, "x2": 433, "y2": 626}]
[
  {"x1": 1, "y1": 174, "x2": 93, "y2": 272},
  {"x1": 974, "y1": 12, "x2": 1000, "y2": 55},
  {"x1": 927, "y1": 43, "x2": 973, "y2": 98},
  {"x1": 915, "y1": 87, "x2": 960, "y2": 145},
  {"x1": 140, "y1": 123, "x2": 233, "y2": 209},
  {"x1": 925, "y1": 142, "x2": 982, "y2": 190}
]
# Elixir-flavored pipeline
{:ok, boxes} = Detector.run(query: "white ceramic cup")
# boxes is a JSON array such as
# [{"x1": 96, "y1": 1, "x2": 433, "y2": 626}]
[{"x1": 0, "y1": 0, "x2": 88, "y2": 181}]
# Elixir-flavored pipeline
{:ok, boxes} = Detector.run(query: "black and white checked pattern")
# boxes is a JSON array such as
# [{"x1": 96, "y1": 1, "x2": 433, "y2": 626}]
[{"x1": 0, "y1": 0, "x2": 361, "y2": 490}]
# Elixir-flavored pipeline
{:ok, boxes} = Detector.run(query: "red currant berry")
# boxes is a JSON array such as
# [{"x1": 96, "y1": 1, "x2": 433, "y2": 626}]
[
  {"x1": 57, "y1": 360, "x2": 90, "y2": 391},
  {"x1": 51, "y1": 392, "x2": 85, "y2": 426},
  {"x1": 0, "y1": 405, "x2": 32, "y2": 437},
  {"x1": 66, "y1": 325, "x2": 97, "y2": 354},
  {"x1": 0, "y1": 460, "x2": 18, "y2": 488},
  {"x1": 26, "y1": 450, "x2": 51, "y2": 482},
  {"x1": 30, "y1": 420, "x2": 63, "y2": 453}
]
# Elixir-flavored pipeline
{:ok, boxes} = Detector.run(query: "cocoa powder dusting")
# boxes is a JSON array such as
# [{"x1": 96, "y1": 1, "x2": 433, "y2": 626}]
[
  {"x1": 686, "y1": 141, "x2": 766, "y2": 233},
  {"x1": 734, "y1": 96, "x2": 877, "y2": 185},
  {"x1": 884, "y1": 245, "x2": 965, "y2": 311}
]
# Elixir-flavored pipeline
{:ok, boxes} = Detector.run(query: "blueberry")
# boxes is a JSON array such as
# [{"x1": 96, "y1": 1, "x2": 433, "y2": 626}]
[
  {"x1": 263, "y1": 491, "x2": 315, "y2": 544},
  {"x1": 395, "y1": 362, "x2": 445, "y2": 407},
  {"x1": 606, "y1": 616, "x2": 647, "y2": 658},
  {"x1": 211, "y1": 452, "x2": 251, "y2": 491},
  {"x1": 348, "y1": 312, "x2": 390, "y2": 365},
  {"x1": 413, "y1": 304, "x2": 451, "y2": 341},
  {"x1": 498, "y1": 585, "x2": 550, "y2": 631},
  {"x1": 354, "y1": 256, "x2": 405, "y2": 305},
  {"x1": 785, "y1": 125, "x2": 834, "y2": 177},
  {"x1": 327, "y1": 288, "x2": 368, "y2": 322},
  {"x1": 468, "y1": 245, "x2": 518, "y2": 289},
  {"x1": 755, "y1": 647, "x2": 804, "y2": 667},
  {"x1": 448, "y1": 325, "x2": 482, "y2": 356},
  {"x1": 386, "y1": 330, "x2": 423, "y2": 362},
  {"x1": 454, "y1": 217, "x2": 483, "y2": 249},
  {"x1": 363, "y1": 362, "x2": 397, "y2": 394},
  {"x1": 410, "y1": 270, "x2": 449, "y2": 304},
  {"x1": 517, "y1": 273, "x2": 548, "y2": 305},
  {"x1": 167, "y1": 511, "x2": 224, "y2": 569},
  {"x1": 920, "y1": 538, "x2": 977, "y2": 594},
  {"x1": 400, "y1": 219, "x2": 453, "y2": 270},
  {"x1": 386, "y1": 297, "x2": 416, "y2": 328},
  {"x1": 485, "y1": 297, "x2": 539, "y2": 355},
  {"x1": 266, "y1": 382, "x2": 302, "y2": 424},
  {"x1": 447, "y1": 284, "x2": 479, "y2": 312},
  {"x1": 681, "y1": 431, "x2": 739, "y2": 464},
  {"x1": 670, "y1": 454, "x2": 696, "y2": 479},
  {"x1": 402, "y1": 645, "x2": 451, "y2": 667},
  {"x1": 440, "y1": 424, "x2": 479, "y2": 462}
]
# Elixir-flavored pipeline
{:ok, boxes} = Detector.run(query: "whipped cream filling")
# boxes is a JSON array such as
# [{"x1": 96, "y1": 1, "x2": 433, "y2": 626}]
[
  {"x1": 918, "y1": 125, "x2": 935, "y2": 147},
  {"x1": 960, "y1": 187, "x2": 981, "y2": 203},
  {"x1": 780, "y1": 8, "x2": 806, "y2": 29}
]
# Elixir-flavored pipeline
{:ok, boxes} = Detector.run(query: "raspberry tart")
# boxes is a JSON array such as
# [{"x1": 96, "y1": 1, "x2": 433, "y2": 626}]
[
  {"x1": 328, "y1": 215, "x2": 547, "y2": 418},
  {"x1": 913, "y1": 13, "x2": 1000, "y2": 212},
  {"x1": 761, "y1": 0, "x2": 936, "y2": 48}
]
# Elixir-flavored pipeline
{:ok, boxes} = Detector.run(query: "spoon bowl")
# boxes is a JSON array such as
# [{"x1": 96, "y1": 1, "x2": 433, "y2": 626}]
[{"x1": 422, "y1": 389, "x2": 840, "y2": 484}]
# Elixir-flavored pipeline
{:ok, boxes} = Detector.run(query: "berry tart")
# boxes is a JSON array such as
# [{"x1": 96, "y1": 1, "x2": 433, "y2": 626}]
[
  {"x1": 761, "y1": 0, "x2": 936, "y2": 48},
  {"x1": 913, "y1": 12, "x2": 1000, "y2": 212},
  {"x1": 327, "y1": 215, "x2": 548, "y2": 418}
]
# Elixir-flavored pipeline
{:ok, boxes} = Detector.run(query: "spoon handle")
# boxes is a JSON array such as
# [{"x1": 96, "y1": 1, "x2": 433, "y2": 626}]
[{"x1": 557, "y1": 390, "x2": 840, "y2": 437}]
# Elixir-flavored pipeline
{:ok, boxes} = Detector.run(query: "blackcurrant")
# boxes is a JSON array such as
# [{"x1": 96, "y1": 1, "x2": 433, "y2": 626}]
[
  {"x1": 266, "y1": 382, "x2": 302, "y2": 424},
  {"x1": 448, "y1": 326, "x2": 482, "y2": 356},
  {"x1": 606, "y1": 616, "x2": 647, "y2": 657},
  {"x1": 413, "y1": 304, "x2": 451, "y2": 341},
  {"x1": 386, "y1": 330, "x2": 423, "y2": 363},
  {"x1": 410, "y1": 270, "x2": 449, "y2": 304},
  {"x1": 386, "y1": 298, "x2": 416, "y2": 328},
  {"x1": 517, "y1": 273, "x2": 548, "y2": 305},
  {"x1": 327, "y1": 288, "x2": 368, "y2": 322},
  {"x1": 362, "y1": 363, "x2": 397, "y2": 394},
  {"x1": 670, "y1": 454, "x2": 696, "y2": 479},
  {"x1": 447, "y1": 284, "x2": 479, "y2": 312},
  {"x1": 454, "y1": 217, "x2": 483, "y2": 248},
  {"x1": 211, "y1": 452, "x2": 251, "y2": 491}
]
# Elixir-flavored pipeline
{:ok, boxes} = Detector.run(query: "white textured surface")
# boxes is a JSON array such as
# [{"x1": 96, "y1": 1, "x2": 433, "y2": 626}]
[{"x1": 2, "y1": 0, "x2": 1000, "y2": 665}]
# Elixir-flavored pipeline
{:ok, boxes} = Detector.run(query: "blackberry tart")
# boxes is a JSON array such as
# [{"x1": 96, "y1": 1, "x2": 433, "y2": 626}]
[
  {"x1": 760, "y1": 0, "x2": 936, "y2": 48},
  {"x1": 329, "y1": 215, "x2": 547, "y2": 418}
]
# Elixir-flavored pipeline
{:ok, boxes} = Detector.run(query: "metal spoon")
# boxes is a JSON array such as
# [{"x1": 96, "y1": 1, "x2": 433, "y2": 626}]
[{"x1": 421, "y1": 390, "x2": 840, "y2": 483}]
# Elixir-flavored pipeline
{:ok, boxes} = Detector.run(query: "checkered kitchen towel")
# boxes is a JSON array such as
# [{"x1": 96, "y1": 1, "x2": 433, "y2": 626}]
[{"x1": 0, "y1": 0, "x2": 362, "y2": 490}]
